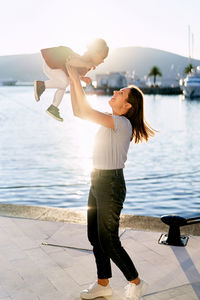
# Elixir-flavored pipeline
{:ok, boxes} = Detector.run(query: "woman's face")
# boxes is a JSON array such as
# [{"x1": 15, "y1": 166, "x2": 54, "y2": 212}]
[{"x1": 109, "y1": 88, "x2": 132, "y2": 115}]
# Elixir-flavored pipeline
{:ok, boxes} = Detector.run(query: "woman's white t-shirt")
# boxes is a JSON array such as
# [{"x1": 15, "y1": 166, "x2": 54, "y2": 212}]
[{"x1": 93, "y1": 115, "x2": 132, "y2": 170}]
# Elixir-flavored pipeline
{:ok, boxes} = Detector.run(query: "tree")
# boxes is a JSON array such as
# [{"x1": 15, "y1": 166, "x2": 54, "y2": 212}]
[
  {"x1": 184, "y1": 63, "x2": 194, "y2": 75},
  {"x1": 148, "y1": 66, "x2": 162, "y2": 86}
]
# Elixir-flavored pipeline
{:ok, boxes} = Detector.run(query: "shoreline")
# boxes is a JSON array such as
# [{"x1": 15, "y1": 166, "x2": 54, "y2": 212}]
[
  {"x1": 0, "y1": 203, "x2": 199, "y2": 236},
  {"x1": 85, "y1": 86, "x2": 183, "y2": 96},
  {"x1": 1, "y1": 84, "x2": 183, "y2": 95}
]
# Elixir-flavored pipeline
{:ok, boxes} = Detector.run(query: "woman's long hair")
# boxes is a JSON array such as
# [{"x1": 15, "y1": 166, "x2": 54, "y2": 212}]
[{"x1": 123, "y1": 85, "x2": 156, "y2": 143}]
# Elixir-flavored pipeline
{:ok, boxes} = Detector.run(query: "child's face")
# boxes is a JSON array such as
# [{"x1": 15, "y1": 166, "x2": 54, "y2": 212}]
[{"x1": 90, "y1": 52, "x2": 105, "y2": 67}]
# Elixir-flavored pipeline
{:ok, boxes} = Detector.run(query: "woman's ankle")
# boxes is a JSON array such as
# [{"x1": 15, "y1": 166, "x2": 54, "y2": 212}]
[
  {"x1": 130, "y1": 277, "x2": 140, "y2": 285},
  {"x1": 98, "y1": 278, "x2": 109, "y2": 286}
]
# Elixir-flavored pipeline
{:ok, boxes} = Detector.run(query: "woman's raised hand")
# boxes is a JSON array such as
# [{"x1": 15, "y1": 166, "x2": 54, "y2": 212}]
[{"x1": 66, "y1": 64, "x2": 79, "y2": 82}]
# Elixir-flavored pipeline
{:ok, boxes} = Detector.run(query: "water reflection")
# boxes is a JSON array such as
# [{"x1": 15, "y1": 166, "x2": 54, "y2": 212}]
[{"x1": 0, "y1": 87, "x2": 199, "y2": 217}]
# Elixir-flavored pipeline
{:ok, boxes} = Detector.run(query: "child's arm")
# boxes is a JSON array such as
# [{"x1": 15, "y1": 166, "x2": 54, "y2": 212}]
[{"x1": 80, "y1": 76, "x2": 92, "y2": 85}]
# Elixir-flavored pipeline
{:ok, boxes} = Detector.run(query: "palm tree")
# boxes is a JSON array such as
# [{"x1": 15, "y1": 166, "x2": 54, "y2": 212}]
[
  {"x1": 184, "y1": 63, "x2": 194, "y2": 75},
  {"x1": 148, "y1": 66, "x2": 162, "y2": 86}
]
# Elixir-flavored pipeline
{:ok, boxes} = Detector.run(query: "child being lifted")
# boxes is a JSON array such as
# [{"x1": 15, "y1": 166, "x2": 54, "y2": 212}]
[{"x1": 34, "y1": 38, "x2": 109, "y2": 121}]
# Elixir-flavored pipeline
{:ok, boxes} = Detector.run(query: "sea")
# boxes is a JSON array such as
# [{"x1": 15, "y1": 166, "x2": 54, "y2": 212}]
[{"x1": 0, "y1": 86, "x2": 200, "y2": 218}]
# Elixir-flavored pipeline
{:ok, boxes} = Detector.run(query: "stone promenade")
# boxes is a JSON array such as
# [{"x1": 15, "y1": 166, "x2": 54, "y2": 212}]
[{"x1": 0, "y1": 204, "x2": 199, "y2": 299}]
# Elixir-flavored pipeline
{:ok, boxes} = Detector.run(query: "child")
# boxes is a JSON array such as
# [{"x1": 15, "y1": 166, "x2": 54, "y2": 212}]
[{"x1": 34, "y1": 38, "x2": 109, "y2": 121}]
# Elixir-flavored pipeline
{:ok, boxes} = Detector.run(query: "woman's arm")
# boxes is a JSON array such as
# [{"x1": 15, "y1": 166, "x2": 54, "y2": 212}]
[
  {"x1": 67, "y1": 65, "x2": 114, "y2": 129},
  {"x1": 69, "y1": 79, "x2": 81, "y2": 117}
]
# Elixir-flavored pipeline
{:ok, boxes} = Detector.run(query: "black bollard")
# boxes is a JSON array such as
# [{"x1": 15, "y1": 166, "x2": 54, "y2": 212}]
[{"x1": 158, "y1": 215, "x2": 189, "y2": 246}]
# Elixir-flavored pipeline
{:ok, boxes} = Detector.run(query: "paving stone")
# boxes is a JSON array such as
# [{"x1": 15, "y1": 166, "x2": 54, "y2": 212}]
[
  {"x1": 38, "y1": 290, "x2": 73, "y2": 300},
  {"x1": 0, "y1": 244, "x2": 27, "y2": 261},
  {"x1": 47, "y1": 273, "x2": 78, "y2": 296},
  {"x1": 0, "y1": 271, "x2": 26, "y2": 293},
  {"x1": 14, "y1": 237, "x2": 40, "y2": 251},
  {"x1": 143, "y1": 283, "x2": 200, "y2": 300},
  {"x1": 0, "y1": 217, "x2": 14, "y2": 228},
  {"x1": 46, "y1": 223, "x2": 92, "y2": 250},
  {"x1": 64, "y1": 254, "x2": 96, "y2": 285},
  {"x1": 25, "y1": 247, "x2": 56, "y2": 263},
  {"x1": 0, "y1": 253, "x2": 14, "y2": 273},
  {"x1": 27, "y1": 278, "x2": 58, "y2": 297},
  {"x1": 10, "y1": 288, "x2": 38, "y2": 300},
  {"x1": 1, "y1": 221, "x2": 25, "y2": 238},
  {"x1": 0, "y1": 287, "x2": 10, "y2": 299},
  {"x1": 13, "y1": 218, "x2": 64, "y2": 239},
  {"x1": 12, "y1": 218, "x2": 51, "y2": 240},
  {"x1": 48, "y1": 250, "x2": 75, "y2": 269}
]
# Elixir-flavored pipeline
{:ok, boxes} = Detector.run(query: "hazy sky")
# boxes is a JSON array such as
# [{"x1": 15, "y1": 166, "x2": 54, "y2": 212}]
[{"x1": 1, "y1": 0, "x2": 200, "y2": 59}]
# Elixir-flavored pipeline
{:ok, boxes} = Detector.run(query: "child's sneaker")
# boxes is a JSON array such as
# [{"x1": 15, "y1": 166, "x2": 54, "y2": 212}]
[
  {"x1": 46, "y1": 104, "x2": 63, "y2": 122},
  {"x1": 124, "y1": 280, "x2": 148, "y2": 300},
  {"x1": 34, "y1": 81, "x2": 45, "y2": 101},
  {"x1": 80, "y1": 281, "x2": 112, "y2": 299}
]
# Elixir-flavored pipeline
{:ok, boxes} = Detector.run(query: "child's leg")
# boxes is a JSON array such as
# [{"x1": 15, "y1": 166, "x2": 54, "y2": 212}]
[
  {"x1": 43, "y1": 63, "x2": 69, "y2": 107},
  {"x1": 52, "y1": 89, "x2": 66, "y2": 107}
]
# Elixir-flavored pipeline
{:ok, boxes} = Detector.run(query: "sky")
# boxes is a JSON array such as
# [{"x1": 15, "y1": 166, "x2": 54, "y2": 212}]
[{"x1": 0, "y1": 0, "x2": 200, "y2": 59}]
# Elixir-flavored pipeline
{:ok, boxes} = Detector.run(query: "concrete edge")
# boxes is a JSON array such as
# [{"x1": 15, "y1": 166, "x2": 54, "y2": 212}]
[{"x1": 0, "y1": 203, "x2": 199, "y2": 235}]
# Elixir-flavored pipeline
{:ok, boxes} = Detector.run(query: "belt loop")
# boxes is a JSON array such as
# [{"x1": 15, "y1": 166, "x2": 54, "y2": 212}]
[{"x1": 115, "y1": 169, "x2": 120, "y2": 176}]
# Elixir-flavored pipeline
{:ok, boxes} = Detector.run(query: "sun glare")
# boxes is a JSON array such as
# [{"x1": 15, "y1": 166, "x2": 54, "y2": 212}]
[
  {"x1": 63, "y1": 94, "x2": 105, "y2": 176},
  {"x1": 76, "y1": 121, "x2": 95, "y2": 174},
  {"x1": 68, "y1": 115, "x2": 99, "y2": 176}
]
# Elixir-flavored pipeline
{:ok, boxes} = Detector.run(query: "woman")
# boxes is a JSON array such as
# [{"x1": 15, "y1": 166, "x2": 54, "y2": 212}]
[{"x1": 66, "y1": 64, "x2": 155, "y2": 300}]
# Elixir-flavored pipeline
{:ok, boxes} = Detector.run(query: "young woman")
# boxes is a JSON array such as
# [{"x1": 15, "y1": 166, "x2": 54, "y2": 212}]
[{"x1": 66, "y1": 64, "x2": 155, "y2": 300}]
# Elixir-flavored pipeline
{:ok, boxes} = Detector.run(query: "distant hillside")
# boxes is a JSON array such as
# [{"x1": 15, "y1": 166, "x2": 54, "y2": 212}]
[
  {"x1": 90, "y1": 47, "x2": 200, "y2": 80},
  {"x1": 0, "y1": 47, "x2": 200, "y2": 82},
  {"x1": 0, "y1": 53, "x2": 45, "y2": 82}
]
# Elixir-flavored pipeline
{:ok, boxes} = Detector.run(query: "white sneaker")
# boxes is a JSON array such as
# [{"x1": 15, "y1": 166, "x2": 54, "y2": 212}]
[
  {"x1": 80, "y1": 281, "x2": 112, "y2": 299},
  {"x1": 124, "y1": 280, "x2": 148, "y2": 299}
]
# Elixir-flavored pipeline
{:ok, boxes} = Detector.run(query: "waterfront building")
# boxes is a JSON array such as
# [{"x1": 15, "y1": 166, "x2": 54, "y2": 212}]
[
  {"x1": 96, "y1": 72, "x2": 127, "y2": 92},
  {"x1": 160, "y1": 78, "x2": 180, "y2": 88},
  {"x1": 0, "y1": 80, "x2": 17, "y2": 86}
]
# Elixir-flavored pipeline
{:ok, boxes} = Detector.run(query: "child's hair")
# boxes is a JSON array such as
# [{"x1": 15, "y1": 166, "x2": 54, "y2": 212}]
[{"x1": 87, "y1": 38, "x2": 109, "y2": 59}]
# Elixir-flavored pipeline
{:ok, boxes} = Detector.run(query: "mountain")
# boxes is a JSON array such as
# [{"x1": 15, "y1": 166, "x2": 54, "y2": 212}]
[
  {"x1": 0, "y1": 47, "x2": 200, "y2": 82},
  {"x1": 0, "y1": 53, "x2": 45, "y2": 82},
  {"x1": 89, "y1": 47, "x2": 200, "y2": 80}
]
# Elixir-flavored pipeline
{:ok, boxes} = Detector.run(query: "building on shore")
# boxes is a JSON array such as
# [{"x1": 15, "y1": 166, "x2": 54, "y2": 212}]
[
  {"x1": 160, "y1": 78, "x2": 180, "y2": 88},
  {"x1": 85, "y1": 71, "x2": 182, "y2": 96},
  {"x1": 96, "y1": 72, "x2": 127, "y2": 94},
  {"x1": 0, "y1": 80, "x2": 17, "y2": 86}
]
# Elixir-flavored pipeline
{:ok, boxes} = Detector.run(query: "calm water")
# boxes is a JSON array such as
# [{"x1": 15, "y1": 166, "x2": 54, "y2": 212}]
[{"x1": 0, "y1": 86, "x2": 200, "y2": 218}]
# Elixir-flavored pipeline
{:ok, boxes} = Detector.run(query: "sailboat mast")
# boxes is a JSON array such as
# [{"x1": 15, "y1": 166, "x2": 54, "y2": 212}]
[{"x1": 188, "y1": 25, "x2": 191, "y2": 62}]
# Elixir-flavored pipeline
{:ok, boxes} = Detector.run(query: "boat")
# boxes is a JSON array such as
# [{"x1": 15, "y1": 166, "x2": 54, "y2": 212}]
[{"x1": 182, "y1": 66, "x2": 200, "y2": 98}]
